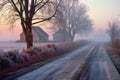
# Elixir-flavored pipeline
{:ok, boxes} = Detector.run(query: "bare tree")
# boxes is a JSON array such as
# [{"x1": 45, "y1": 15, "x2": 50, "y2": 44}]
[
  {"x1": 53, "y1": 0, "x2": 92, "y2": 41},
  {"x1": 0, "y1": 0, "x2": 60, "y2": 48},
  {"x1": 108, "y1": 19, "x2": 120, "y2": 47},
  {"x1": 69, "y1": 4, "x2": 92, "y2": 39}
]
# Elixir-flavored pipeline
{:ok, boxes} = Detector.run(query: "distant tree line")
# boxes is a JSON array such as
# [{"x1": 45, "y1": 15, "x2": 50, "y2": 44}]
[{"x1": 107, "y1": 18, "x2": 120, "y2": 48}]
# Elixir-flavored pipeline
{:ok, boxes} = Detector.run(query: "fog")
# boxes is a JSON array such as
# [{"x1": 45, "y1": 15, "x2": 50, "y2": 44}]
[{"x1": 74, "y1": 29, "x2": 110, "y2": 43}]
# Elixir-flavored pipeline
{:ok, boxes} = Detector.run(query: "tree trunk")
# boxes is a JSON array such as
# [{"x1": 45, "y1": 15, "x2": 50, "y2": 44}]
[
  {"x1": 71, "y1": 36, "x2": 74, "y2": 42},
  {"x1": 71, "y1": 33, "x2": 75, "y2": 42},
  {"x1": 112, "y1": 30, "x2": 115, "y2": 48},
  {"x1": 24, "y1": 25, "x2": 33, "y2": 49},
  {"x1": 26, "y1": 32, "x2": 33, "y2": 49}
]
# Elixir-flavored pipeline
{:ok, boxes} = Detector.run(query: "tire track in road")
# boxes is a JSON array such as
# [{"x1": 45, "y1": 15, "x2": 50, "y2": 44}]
[{"x1": 79, "y1": 44, "x2": 120, "y2": 80}]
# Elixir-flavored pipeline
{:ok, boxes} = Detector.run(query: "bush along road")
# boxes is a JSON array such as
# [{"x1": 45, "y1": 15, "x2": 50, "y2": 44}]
[{"x1": 0, "y1": 40, "x2": 88, "y2": 77}]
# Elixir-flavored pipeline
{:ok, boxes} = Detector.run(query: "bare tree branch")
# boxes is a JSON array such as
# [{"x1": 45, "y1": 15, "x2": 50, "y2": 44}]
[
  {"x1": 9, "y1": 0, "x2": 20, "y2": 14},
  {"x1": 35, "y1": 0, "x2": 49, "y2": 14}
]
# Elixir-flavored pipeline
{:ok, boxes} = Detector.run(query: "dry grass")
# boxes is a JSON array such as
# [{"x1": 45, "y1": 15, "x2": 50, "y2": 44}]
[
  {"x1": 107, "y1": 47, "x2": 120, "y2": 73},
  {"x1": 0, "y1": 41, "x2": 86, "y2": 76}
]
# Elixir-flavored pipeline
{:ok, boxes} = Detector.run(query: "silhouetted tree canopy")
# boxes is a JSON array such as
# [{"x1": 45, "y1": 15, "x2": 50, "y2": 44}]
[{"x1": 0, "y1": 0, "x2": 60, "y2": 48}]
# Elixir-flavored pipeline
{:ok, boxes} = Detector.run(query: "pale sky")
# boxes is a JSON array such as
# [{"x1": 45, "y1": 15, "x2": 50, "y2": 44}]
[
  {"x1": 81, "y1": 0, "x2": 120, "y2": 30},
  {"x1": 0, "y1": 0, "x2": 120, "y2": 41}
]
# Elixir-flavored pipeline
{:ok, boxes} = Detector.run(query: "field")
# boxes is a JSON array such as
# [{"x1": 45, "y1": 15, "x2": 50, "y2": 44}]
[{"x1": 0, "y1": 42, "x2": 50, "y2": 51}]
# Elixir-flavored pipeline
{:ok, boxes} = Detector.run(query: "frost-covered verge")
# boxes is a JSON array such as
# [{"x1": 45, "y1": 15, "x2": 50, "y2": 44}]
[
  {"x1": 0, "y1": 40, "x2": 87, "y2": 76},
  {"x1": 107, "y1": 47, "x2": 120, "y2": 73}
]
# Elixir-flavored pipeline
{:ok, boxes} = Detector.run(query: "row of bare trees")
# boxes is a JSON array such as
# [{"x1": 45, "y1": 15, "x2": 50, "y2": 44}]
[
  {"x1": 0, "y1": 0, "x2": 93, "y2": 49},
  {"x1": 108, "y1": 19, "x2": 120, "y2": 48}
]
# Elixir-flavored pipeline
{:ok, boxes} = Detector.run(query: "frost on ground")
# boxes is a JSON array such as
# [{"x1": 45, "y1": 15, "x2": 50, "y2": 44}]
[
  {"x1": 107, "y1": 47, "x2": 120, "y2": 73},
  {"x1": 0, "y1": 42, "x2": 50, "y2": 51},
  {"x1": 16, "y1": 44, "x2": 93, "y2": 80},
  {"x1": 0, "y1": 40, "x2": 87, "y2": 76}
]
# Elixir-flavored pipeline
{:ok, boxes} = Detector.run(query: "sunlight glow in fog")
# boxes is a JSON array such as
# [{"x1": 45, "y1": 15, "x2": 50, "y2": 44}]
[{"x1": 75, "y1": 29, "x2": 110, "y2": 42}]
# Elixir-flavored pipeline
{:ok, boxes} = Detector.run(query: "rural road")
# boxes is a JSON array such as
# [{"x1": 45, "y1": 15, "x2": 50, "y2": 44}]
[
  {"x1": 1, "y1": 43, "x2": 120, "y2": 80},
  {"x1": 80, "y1": 44, "x2": 120, "y2": 80}
]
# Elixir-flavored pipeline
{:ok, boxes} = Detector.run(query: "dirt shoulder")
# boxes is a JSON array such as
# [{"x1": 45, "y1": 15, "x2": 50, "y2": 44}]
[{"x1": 107, "y1": 47, "x2": 120, "y2": 73}]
